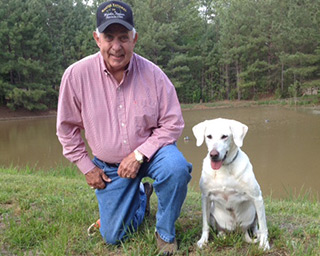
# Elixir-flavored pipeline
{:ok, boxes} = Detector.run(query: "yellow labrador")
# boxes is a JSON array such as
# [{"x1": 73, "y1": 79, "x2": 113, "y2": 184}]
[{"x1": 192, "y1": 118, "x2": 270, "y2": 250}]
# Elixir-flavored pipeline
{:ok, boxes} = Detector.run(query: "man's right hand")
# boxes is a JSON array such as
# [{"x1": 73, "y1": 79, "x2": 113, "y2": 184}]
[{"x1": 85, "y1": 167, "x2": 111, "y2": 189}]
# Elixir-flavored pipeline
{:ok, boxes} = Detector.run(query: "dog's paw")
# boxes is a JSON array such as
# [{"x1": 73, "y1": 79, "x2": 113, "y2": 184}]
[
  {"x1": 258, "y1": 233, "x2": 270, "y2": 250},
  {"x1": 197, "y1": 235, "x2": 209, "y2": 248},
  {"x1": 259, "y1": 240, "x2": 270, "y2": 251}
]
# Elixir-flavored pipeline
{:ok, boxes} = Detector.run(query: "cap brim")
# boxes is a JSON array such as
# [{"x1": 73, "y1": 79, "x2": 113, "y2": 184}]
[{"x1": 98, "y1": 20, "x2": 133, "y2": 33}]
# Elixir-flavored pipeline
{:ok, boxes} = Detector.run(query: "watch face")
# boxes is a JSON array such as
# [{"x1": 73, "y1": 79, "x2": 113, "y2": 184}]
[{"x1": 134, "y1": 150, "x2": 143, "y2": 163}]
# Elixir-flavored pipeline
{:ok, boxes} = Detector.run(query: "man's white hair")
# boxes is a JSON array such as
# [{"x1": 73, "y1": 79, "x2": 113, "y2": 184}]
[{"x1": 95, "y1": 27, "x2": 136, "y2": 39}]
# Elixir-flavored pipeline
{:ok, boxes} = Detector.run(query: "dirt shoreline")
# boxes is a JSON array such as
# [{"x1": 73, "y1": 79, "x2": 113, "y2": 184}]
[{"x1": 0, "y1": 106, "x2": 57, "y2": 121}]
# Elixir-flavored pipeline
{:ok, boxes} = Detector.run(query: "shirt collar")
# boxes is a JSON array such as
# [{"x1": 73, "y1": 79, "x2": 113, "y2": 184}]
[{"x1": 98, "y1": 52, "x2": 135, "y2": 76}]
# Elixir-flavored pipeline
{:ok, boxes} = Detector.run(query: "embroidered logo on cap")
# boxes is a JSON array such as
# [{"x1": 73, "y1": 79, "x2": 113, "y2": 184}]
[{"x1": 102, "y1": 3, "x2": 127, "y2": 20}]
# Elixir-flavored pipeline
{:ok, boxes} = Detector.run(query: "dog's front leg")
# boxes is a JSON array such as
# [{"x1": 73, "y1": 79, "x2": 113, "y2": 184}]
[
  {"x1": 197, "y1": 194, "x2": 211, "y2": 248},
  {"x1": 254, "y1": 195, "x2": 270, "y2": 250}
]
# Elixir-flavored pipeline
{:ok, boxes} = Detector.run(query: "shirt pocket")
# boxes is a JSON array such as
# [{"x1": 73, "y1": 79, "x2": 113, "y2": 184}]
[{"x1": 133, "y1": 100, "x2": 157, "y2": 134}]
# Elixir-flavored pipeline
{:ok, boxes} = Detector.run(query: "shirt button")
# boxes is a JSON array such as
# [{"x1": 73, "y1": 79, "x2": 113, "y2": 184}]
[
  {"x1": 119, "y1": 105, "x2": 123, "y2": 109},
  {"x1": 121, "y1": 123, "x2": 125, "y2": 127},
  {"x1": 123, "y1": 140, "x2": 127, "y2": 144}
]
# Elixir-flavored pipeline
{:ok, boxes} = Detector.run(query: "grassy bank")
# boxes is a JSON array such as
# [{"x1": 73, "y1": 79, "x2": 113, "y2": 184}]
[{"x1": 1, "y1": 167, "x2": 319, "y2": 256}]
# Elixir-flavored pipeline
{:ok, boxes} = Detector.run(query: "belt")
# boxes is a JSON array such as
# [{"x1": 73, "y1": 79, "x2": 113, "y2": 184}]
[
  {"x1": 94, "y1": 157, "x2": 120, "y2": 168},
  {"x1": 107, "y1": 163, "x2": 120, "y2": 168},
  {"x1": 101, "y1": 161, "x2": 120, "y2": 168}
]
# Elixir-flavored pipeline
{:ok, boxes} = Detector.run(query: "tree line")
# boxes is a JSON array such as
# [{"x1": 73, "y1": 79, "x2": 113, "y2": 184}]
[{"x1": 0, "y1": 0, "x2": 319, "y2": 110}]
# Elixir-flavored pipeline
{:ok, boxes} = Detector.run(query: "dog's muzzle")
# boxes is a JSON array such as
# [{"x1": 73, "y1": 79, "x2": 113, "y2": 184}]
[{"x1": 210, "y1": 150, "x2": 227, "y2": 170}]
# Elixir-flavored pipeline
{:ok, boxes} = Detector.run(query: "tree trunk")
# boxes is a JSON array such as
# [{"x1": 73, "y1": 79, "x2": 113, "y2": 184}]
[
  {"x1": 236, "y1": 60, "x2": 241, "y2": 100},
  {"x1": 225, "y1": 64, "x2": 230, "y2": 99},
  {"x1": 281, "y1": 62, "x2": 284, "y2": 92}
]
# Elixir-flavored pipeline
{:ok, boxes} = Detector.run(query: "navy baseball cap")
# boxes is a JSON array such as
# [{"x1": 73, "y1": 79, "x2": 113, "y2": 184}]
[{"x1": 96, "y1": 1, "x2": 134, "y2": 33}]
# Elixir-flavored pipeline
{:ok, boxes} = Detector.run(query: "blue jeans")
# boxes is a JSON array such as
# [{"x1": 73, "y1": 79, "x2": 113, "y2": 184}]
[{"x1": 92, "y1": 144, "x2": 192, "y2": 244}]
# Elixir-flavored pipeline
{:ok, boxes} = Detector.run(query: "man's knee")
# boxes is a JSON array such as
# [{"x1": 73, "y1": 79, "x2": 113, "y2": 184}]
[
  {"x1": 150, "y1": 144, "x2": 192, "y2": 188},
  {"x1": 165, "y1": 155, "x2": 192, "y2": 184}
]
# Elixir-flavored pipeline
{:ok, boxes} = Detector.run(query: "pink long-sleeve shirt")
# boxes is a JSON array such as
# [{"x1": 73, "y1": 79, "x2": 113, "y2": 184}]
[{"x1": 56, "y1": 52, "x2": 184, "y2": 174}]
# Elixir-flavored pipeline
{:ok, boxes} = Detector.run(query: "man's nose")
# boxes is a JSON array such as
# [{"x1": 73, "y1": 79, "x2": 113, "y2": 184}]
[{"x1": 112, "y1": 38, "x2": 122, "y2": 51}]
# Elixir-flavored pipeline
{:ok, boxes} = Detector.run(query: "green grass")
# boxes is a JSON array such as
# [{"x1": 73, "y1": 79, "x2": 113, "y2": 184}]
[{"x1": 1, "y1": 167, "x2": 319, "y2": 255}]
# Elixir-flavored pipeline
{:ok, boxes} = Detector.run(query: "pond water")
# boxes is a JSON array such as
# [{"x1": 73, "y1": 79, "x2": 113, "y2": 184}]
[{"x1": 1, "y1": 106, "x2": 319, "y2": 199}]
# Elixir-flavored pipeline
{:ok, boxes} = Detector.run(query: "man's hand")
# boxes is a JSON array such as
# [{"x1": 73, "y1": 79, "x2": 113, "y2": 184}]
[
  {"x1": 118, "y1": 152, "x2": 141, "y2": 179},
  {"x1": 85, "y1": 167, "x2": 111, "y2": 189}
]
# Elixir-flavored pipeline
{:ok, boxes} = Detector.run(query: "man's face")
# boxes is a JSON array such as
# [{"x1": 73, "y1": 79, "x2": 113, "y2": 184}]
[{"x1": 94, "y1": 24, "x2": 137, "y2": 74}]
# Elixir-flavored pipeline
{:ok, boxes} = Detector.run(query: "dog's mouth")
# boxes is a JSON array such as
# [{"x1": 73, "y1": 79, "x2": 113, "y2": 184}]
[{"x1": 210, "y1": 151, "x2": 228, "y2": 170}]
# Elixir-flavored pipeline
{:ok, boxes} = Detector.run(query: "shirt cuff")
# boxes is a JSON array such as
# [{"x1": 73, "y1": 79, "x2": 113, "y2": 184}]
[
  {"x1": 75, "y1": 155, "x2": 96, "y2": 174},
  {"x1": 137, "y1": 141, "x2": 161, "y2": 162}
]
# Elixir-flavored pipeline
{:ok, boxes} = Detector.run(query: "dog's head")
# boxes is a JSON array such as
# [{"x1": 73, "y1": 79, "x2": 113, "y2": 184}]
[{"x1": 192, "y1": 118, "x2": 248, "y2": 170}]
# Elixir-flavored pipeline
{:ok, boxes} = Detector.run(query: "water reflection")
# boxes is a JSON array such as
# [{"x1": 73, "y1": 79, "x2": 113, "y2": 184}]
[
  {"x1": 0, "y1": 106, "x2": 319, "y2": 199},
  {"x1": 0, "y1": 118, "x2": 69, "y2": 169}
]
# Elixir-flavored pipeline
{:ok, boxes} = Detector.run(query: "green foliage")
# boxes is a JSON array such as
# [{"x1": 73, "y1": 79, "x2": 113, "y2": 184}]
[
  {"x1": 215, "y1": 0, "x2": 320, "y2": 101},
  {"x1": 0, "y1": 0, "x2": 319, "y2": 109},
  {"x1": 0, "y1": 0, "x2": 96, "y2": 111},
  {"x1": 6, "y1": 87, "x2": 58, "y2": 111},
  {"x1": 0, "y1": 79, "x2": 12, "y2": 105},
  {"x1": 288, "y1": 81, "x2": 300, "y2": 99}
]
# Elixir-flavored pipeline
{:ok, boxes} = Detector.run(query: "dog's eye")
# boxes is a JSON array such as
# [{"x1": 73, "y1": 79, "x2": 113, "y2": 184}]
[
  {"x1": 221, "y1": 135, "x2": 228, "y2": 139},
  {"x1": 207, "y1": 135, "x2": 212, "y2": 139}
]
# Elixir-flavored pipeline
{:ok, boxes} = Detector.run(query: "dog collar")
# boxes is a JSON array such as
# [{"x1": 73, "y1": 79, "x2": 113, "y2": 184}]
[{"x1": 229, "y1": 150, "x2": 239, "y2": 165}]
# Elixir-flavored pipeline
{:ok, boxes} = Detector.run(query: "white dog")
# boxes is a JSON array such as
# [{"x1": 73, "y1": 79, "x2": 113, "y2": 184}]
[{"x1": 192, "y1": 118, "x2": 270, "y2": 250}]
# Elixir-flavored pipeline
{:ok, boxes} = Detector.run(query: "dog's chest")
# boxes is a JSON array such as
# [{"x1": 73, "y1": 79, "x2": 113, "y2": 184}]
[
  {"x1": 201, "y1": 173, "x2": 250, "y2": 205},
  {"x1": 208, "y1": 188, "x2": 249, "y2": 206}
]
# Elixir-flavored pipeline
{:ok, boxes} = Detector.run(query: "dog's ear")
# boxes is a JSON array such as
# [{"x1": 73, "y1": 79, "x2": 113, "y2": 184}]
[
  {"x1": 229, "y1": 120, "x2": 248, "y2": 147},
  {"x1": 192, "y1": 121, "x2": 207, "y2": 146}
]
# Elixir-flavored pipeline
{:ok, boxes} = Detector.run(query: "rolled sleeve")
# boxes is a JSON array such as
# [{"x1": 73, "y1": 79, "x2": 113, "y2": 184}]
[{"x1": 136, "y1": 71, "x2": 184, "y2": 160}]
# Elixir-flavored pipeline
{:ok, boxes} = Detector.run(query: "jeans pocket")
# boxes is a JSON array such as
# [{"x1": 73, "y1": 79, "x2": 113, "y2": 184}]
[{"x1": 92, "y1": 156, "x2": 106, "y2": 170}]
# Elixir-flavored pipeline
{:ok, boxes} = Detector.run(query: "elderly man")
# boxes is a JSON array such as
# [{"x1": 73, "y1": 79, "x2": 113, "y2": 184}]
[{"x1": 56, "y1": 1, "x2": 192, "y2": 254}]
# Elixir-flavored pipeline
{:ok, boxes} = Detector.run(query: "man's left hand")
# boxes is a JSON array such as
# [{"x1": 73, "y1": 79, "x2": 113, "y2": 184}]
[{"x1": 118, "y1": 152, "x2": 141, "y2": 179}]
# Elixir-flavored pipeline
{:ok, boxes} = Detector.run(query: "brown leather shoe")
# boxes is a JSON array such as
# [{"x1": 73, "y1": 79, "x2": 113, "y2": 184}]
[
  {"x1": 155, "y1": 231, "x2": 178, "y2": 255},
  {"x1": 143, "y1": 182, "x2": 153, "y2": 216}
]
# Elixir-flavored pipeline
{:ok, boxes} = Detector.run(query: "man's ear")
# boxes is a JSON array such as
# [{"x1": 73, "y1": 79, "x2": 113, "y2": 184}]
[
  {"x1": 93, "y1": 31, "x2": 101, "y2": 48},
  {"x1": 133, "y1": 32, "x2": 138, "y2": 44}
]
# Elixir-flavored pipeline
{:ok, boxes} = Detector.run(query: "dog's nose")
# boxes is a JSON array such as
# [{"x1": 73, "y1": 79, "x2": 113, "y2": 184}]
[{"x1": 210, "y1": 149, "x2": 219, "y2": 161}]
